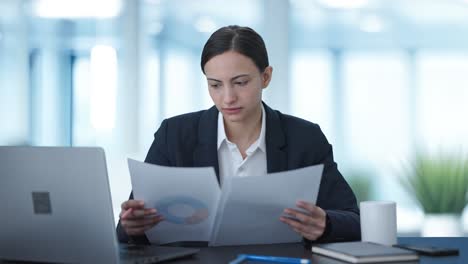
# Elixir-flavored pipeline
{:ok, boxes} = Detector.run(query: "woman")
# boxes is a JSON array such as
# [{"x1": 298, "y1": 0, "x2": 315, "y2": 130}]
[{"x1": 117, "y1": 25, "x2": 360, "y2": 246}]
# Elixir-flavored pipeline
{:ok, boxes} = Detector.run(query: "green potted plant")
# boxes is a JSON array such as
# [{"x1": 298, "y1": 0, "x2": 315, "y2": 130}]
[
  {"x1": 399, "y1": 152, "x2": 468, "y2": 236},
  {"x1": 346, "y1": 170, "x2": 374, "y2": 204}
]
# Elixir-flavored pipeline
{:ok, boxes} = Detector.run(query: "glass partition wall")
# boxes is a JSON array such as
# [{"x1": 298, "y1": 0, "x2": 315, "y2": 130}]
[{"x1": 1, "y1": 0, "x2": 468, "y2": 235}]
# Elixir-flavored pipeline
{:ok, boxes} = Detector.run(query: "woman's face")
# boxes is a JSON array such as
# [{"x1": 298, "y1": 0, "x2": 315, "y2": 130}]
[{"x1": 204, "y1": 51, "x2": 272, "y2": 125}]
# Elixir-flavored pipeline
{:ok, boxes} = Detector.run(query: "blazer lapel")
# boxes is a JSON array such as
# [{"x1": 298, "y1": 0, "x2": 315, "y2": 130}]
[
  {"x1": 193, "y1": 105, "x2": 220, "y2": 183},
  {"x1": 193, "y1": 103, "x2": 287, "y2": 181},
  {"x1": 264, "y1": 102, "x2": 288, "y2": 173}
]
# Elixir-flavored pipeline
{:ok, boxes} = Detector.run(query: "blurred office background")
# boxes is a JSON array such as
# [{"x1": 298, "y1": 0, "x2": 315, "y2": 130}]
[{"x1": 1, "y1": 0, "x2": 468, "y2": 236}]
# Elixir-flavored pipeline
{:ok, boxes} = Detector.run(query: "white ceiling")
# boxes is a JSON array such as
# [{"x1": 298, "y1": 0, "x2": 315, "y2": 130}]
[
  {"x1": 291, "y1": 0, "x2": 468, "y2": 27},
  {"x1": 2, "y1": 0, "x2": 468, "y2": 26}
]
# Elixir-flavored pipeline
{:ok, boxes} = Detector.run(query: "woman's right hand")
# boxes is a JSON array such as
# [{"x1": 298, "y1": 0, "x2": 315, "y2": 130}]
[{"x1": 119, "y1": 200, "x2": 164, "y2": 236}]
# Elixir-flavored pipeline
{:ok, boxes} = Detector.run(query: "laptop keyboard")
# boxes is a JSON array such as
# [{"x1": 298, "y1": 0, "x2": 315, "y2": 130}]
[
  {"x1": 120, "y1": 245, "x2": 160, "y2": 263},
  {"x1": 118, "y1": 244, "x2": 199, "y2": 264}
]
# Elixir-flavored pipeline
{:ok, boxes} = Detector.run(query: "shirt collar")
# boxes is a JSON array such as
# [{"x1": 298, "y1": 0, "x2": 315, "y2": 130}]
[
  {"x1": 217, "y1": 111, "x2": 227, "y2": 149},
  {"x1": 217, "y1": 105, "x2": 266, "y2": 152}
]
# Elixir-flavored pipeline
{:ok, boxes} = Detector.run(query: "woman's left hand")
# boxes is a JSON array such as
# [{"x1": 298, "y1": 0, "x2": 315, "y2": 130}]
[{"x1": 280, "y1": 200, "x2": 327, "y2": 241}]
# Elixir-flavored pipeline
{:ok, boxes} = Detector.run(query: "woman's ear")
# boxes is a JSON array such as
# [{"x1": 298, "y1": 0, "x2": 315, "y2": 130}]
[{"x1": 262, "y1": 66, "x2": 273, "y2": 88}]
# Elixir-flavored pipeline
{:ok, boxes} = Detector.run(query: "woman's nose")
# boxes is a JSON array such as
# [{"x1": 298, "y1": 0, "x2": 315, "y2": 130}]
[{"x1": 223, "y1": 87, "x2": 237, "y2": 104}]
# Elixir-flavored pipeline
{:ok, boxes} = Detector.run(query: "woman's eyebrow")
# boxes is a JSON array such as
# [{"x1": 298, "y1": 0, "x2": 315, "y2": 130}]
[
  {"x1": 207, "y1": 74, "x2": 250, "y2": 82},
  {"x1": 231, "y1": 74, "x2": 249, "y2": 81}
]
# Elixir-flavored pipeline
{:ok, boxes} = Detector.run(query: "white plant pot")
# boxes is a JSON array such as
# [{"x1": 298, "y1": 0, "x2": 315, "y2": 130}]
[{"x1": 422, "y1": 213, "x2": 463, "y2": 237}]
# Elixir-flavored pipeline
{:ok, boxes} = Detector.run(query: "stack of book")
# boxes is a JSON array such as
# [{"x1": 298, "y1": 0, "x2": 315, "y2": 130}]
[{"x1": 311, "y1": 241, "x2": 419, "y2": 263}]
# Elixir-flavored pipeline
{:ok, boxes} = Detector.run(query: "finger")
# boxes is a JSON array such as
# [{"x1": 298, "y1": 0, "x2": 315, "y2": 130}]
[
  {"x1": 121, "y1": 208, "x2": 157, "y2": 221},
  {"x1": 296, "y1": 201, "x2": 316, "y2": 213},
  {"x1": 302, "y1": 227, "x2": 324, "y2": 241},
  {"x1": 284, "y1": 208, "x2": 327, "y2": 231},
  {"x1": 296, "y1": 201, "x2": 322, "y2": 216},
  {"x1": 120, "y1": 208, "x2": 133, "y2": 219},
  {"x1": 121, "y1": 207, "x2": 158, "y2": 219},
  {"x1": 144, "y1": 208, "x2": 158, "y2": 216},
  {"x1": 131, "y1": 208, "x2": 157, "y2": 218},
  {"x1": 298, "y1": 228, "x2": 320, "y2": 241},
  {"x1": 283, "y1": 217, "x2": 320, "y2": 240},
  {"x1": 122, "y1": 215, "x2": 164, "y2": 231},
  {"x1": 293, "y1": 227, "x2": 303, "y2": 235},
  {"x1": 122, "y1": 216, "x2": 162, "y2": 228},
  {"x1": 280, "y1": 216, "x2": 308, "y2": 232},
  {"x1": 121, "y1": 200, "x2": 145, "y2": 210},
  {"x1": 281, "y1": 215, "x2": 325, "y2": 241},
  {"x1": 126, "y1": 218, "x2": 164, "y2": 235},
  {"x1": 283, "y1": 208, "x2": 313, "y2": 225}
]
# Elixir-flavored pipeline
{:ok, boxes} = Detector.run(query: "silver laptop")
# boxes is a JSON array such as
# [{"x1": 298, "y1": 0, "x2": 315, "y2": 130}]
[{"x1": 0, "y1": 146, "x2": 199, "y2": 264}]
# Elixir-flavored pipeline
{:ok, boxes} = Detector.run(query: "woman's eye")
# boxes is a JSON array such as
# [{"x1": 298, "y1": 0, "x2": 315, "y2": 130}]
[
  {"x1": 235, "y1": 80, "x2": 248, "y2": 86},
  {"x1": 210, "y1": 83, "x2": 220, "y2": 88}
]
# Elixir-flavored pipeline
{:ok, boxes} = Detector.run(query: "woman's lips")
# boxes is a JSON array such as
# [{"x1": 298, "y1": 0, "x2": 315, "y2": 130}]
[{"x1": 223, "y1": 107, "x2": 242, "y2": 115}]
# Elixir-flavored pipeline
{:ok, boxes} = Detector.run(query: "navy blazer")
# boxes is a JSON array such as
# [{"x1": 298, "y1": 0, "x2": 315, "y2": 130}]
[{"x1": 117, "y1": 103, "x2": 360, "y2": 245}]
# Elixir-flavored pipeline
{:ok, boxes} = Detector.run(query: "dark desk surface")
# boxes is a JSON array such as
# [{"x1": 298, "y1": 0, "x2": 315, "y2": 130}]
[
  {"x1": 171, "y1": 237, "x2": 468, "y2": 264},
  {"x1": 1, "y1": 237, "x2": 466, "y2": 263}
]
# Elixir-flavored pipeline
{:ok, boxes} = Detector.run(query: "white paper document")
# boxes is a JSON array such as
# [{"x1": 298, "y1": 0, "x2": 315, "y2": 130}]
[
  {"x1": 128, "y1": 159, "x2": 220, "y2": 244},
  {"x1": 128, "y1": 159, "x2": 323, "y2": 246}
]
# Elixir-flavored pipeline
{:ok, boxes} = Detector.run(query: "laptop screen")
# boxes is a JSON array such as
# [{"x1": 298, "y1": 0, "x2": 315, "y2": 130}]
[{"x1": 0, "y1": 146, "x2": 120, "y2": 263}]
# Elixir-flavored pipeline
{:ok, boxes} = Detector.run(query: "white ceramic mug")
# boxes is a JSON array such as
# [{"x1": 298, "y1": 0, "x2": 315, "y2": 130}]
[{"x1": 360, "y1": 201, "x2": 397, "y2": 246}]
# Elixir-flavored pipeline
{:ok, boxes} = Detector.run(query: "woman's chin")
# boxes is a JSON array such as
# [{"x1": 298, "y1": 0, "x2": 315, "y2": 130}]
[{"x1": 223, "y1": 115, "x2": 244, "y2": 124}]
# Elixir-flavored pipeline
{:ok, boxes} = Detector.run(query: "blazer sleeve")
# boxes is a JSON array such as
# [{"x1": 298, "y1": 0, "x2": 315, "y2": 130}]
[
  {"x1": 306, "y1": 130, "x2": 361, "y2": 245},
  {"x1": 116, "y1": 120, "x2": 171, "y2": 244}
]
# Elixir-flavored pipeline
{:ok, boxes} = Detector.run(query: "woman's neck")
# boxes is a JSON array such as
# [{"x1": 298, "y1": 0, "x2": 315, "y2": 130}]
[{"x1": 224, "y1": 105, "x2": 262, "y2": 151}]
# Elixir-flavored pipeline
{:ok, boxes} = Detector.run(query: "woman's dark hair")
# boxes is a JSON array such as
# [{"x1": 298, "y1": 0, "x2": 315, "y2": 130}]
[{"x1": 200, "y1": 25, "x2": 269, "y2": 74}]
